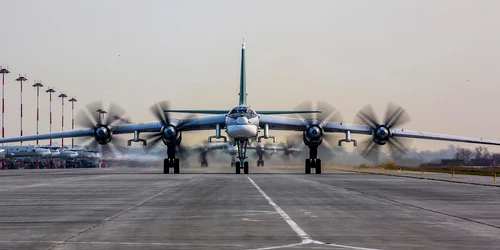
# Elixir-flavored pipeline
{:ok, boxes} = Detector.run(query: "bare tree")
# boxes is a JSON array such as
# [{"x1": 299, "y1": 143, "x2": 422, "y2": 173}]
[
  {"x1": 491, "y1": 153, "x2": 500, "y2": 165},
  {"x1": 475, "y1": 146, "x2": 491, "y2": 159},
  {"x1": 455, "y1": 147, "x2": 473, "y2": 163}
]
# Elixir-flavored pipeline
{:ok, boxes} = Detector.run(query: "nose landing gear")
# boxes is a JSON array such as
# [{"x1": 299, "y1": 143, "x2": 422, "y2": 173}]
[{"x1": 234, "y1": 139, "x2": 250, "y2": 174}]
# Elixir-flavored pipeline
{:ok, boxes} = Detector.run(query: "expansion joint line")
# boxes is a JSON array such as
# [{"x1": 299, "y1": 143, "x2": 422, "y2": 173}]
[{"x1": 47, "y1": 178, "x2": 194, "y2": 250}]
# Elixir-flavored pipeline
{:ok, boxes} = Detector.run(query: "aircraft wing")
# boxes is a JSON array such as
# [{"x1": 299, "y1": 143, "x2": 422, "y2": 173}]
[
  {"x1": 0, "y1": 129, "x2": 94, "y2": 144},
  {"x1": 259, "y1": 115, "x2": 500, "y2": 146},
  {"x1": 0, "y1": 115, "x2": 227, "y2": 144}
]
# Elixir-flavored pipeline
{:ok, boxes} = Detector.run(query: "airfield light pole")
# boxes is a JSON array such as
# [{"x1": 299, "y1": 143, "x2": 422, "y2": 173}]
[
  {"x1": 46, "y1": 87, "x2": 56, "y2": 146},
  {"x1": 68, "y1": 97, "x2": 77, "y2": 148},
  {"x1": 0, "y1": 67, "x2": 10, "y2": 170},
  {"x1": 32, "y1": 81, "x2": 44, "y2": 145},
  {"x1": 15, "y1": 75, "x2": 27, "y2": 145},
  {"x1": 58, "y1": 93, "x2": 68, "y2": 147}
]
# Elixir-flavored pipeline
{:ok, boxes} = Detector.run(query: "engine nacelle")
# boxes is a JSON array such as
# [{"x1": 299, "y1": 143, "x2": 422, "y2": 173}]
[
  {"x1": 372, "y1": 125, "x2": 390, "y2": 145},
  {"x1": 94, "y1": 125, "x2": 112, "y2": 145},
  {"x1": 303, "y1": 125, "x2": 323, "y2": 146},
  {"x1": 161, "y1": 125, "x2": 182, "y2": 145}
]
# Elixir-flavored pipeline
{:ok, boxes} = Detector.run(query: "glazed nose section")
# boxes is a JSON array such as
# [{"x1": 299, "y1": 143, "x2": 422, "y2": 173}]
[{"x1": 236, "y1": 116, "x2": 249, "y2": 124}]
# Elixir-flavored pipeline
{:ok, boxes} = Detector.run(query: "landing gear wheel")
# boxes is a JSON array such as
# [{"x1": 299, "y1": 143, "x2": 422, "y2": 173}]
[
  {"x1": 201, "y1": 159, "x2": 208, "y2": 167},
  {"x1": 256, "y1": 160, "x2": 262, "y2": 167},
  {"x1": 316, "y1": 159, "x2": 322, "y2": 174},
  {"x1": 261, "y1": 161, "x2": 264, "y2": 167},
  {"x1": 305, "y1": 159, "x2": 311, "y2": 174},
  {"x1": 231, "y1": 162, "x2": 234, "y2": 167},
  {"x1": 173, "y1": 158, "x2": 180, "y2": 174},
  {"x1": 163, "y1": 158, "x2": 170, "y2": 174},
  {"x1": 244, "y1": 161, "x2": 249, "y2": 174},
  {"x1": 235, "y1": 161, "x2": 241, "y2": 174}
]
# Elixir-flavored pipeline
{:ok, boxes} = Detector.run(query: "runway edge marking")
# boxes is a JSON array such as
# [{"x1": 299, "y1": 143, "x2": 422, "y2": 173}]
[{"x1": 246, "y1": 176, "x2": 380, "y2": 250}]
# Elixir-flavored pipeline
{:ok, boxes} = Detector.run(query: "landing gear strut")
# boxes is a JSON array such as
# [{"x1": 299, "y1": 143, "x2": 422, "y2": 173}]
[
  {"x1": 235, "y1": 139, "x2": 249, "y2": 174},
  {"x1": 200, "y1": 151, "x2": 208, "y2": 167},
  {"x1": 256, "y1": 152, "x2": 265, "y2": 167},
  {"x1": 164, "y1": 145, "x2": 180, "y2": 174},
  {"x1": 305, "y1": 144, "x2": 321, "y2": 174}
]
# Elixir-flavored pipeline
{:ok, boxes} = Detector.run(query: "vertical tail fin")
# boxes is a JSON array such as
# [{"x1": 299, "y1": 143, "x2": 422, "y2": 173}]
[{"x1": 239, "y1": 39, "x2": 247, "y2": 105}]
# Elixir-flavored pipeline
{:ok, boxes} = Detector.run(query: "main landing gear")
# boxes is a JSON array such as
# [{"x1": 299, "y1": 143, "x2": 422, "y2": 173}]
[
  {"x1": 305, "y1": 144, "x2": 321, "y2": 174},
  {"x1": 164, "y1": 145, "x2": 180, "y2": 174},
  {"x1": 256, "y1": 152, "x2": 265, "y2": 167},
  {"x1": 235, "y1": 139, "x2": 249, "y2": 174}
]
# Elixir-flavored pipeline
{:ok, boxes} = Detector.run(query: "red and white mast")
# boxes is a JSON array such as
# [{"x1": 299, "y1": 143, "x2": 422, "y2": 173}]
[
  {"x1": 32, "y1": 81, "x2": 44, "y2": 145},
  {"x1": 68, "y1": 97, "x2": 77, "y2": 148},
  {"x1": 58, "y1": 93, "x2": 68, "y2": 147},
  {"x1": 46, "y1": 87, "x2": 56, "y2": 146},
  {"x1": 0, "y1": 67, "x2": 10, "y2": 170},
  {"x1": 15, "y1": 74, "x2": 27, "y2": 145}
]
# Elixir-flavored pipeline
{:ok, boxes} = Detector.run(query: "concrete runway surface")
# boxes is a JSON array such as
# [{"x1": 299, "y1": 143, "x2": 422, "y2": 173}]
[{"x1": 0, "y1": 165, "x2": 499, "y2": 250}]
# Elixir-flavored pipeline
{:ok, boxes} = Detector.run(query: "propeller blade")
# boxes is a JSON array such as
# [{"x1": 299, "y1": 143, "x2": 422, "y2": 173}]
[
  {"x1": 355, "y1": 104, "x2": 379, "y2": 127},
  {"x1": 107, "y1": 136, "x2": 128, "y2": 154},
  {"x1": 150, "y1": 101, "x2": 169, "y2": 126},
  {"x1": 293, "y1": 101, "x2": 315, "y2": 122},
  {"x1": 76, "y1": 101, "x2": 102, "y2": 128},
  {"x1": 359, "y1": 137, "x2": 380, "y2": 162},
  {"x1": 317, "y1": 101, "x2": 343, "y2": 123},
  {"x1": 387, "y1": 137, "x2": 413, "y2": 155},
  {"x1": 106, "y1": 103, "x2": 127, "y2": 126},
  {"x1": 144, "y1": 135, "x2": 163, "y2": 152},
  {"x1": 323, "y1": 133, "x2": 342, "y2": 150},
  {"x1": 384, "y1": 102, "x2": 411, "y2": 128}
]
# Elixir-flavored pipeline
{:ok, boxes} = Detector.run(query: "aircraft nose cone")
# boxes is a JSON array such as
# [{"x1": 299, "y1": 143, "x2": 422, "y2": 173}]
[{"x1": 236, "y1": 116, "x2": 249, "y2": 124}]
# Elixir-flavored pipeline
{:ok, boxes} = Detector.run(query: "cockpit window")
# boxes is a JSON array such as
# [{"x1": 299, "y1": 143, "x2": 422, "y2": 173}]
[{"x1": 230, "y1": 107, "x2": 249, "y2": 114}]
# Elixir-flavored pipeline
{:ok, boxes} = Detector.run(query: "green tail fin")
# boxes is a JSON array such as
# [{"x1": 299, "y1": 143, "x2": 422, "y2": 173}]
[{"x1": 239, "y1": 39, "x2": 247, "y2": 106}]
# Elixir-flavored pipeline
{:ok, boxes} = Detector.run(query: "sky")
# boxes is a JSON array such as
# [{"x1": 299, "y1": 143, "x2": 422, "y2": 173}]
[{"x1": 0, "y1": 0, "x2": 500, "y2": 151}]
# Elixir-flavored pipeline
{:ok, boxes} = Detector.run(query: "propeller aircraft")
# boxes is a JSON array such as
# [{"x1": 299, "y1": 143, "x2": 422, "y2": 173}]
[{"x1": 1, "y1": 40, "x2": 500, "y2": 174}]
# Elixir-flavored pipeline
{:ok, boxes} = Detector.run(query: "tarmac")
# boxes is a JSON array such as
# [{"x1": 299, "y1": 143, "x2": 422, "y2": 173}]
[{"x1": 0, "y1": 164, "x2": 499, "y2": 250}]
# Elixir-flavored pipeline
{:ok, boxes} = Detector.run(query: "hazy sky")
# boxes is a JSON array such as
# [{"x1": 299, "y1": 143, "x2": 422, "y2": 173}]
[{"x1": 1, "y1": 0, "x2": 500, "y2": 151}]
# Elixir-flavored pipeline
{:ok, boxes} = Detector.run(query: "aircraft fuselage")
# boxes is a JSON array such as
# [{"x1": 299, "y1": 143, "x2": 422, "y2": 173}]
[{"x1": 225, "y1": 105, "x2": 259, "y2": 140}]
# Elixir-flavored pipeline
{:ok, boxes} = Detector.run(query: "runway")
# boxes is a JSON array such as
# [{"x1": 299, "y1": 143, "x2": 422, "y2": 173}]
[{"x1": 0, "y1": 165, "x2": 499, "y2": 250}]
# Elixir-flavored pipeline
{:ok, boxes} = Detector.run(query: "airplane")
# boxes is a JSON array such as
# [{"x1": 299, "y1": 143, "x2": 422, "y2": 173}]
[
  {"x1": 1, "y1": 145, "x2": 52, "y2": 158},
  {"x1": 0, "y1": 149, "x2": 5, "y2": 159},
  {"x1": 38, "y1": 146, "x2": 79, "y2": 159},
  {"x1": 193, "y1": 140, "x2": 301, "y2": 167},
  {"x1": 2, "y1": 39, "x2": 500, "y2": 174}
]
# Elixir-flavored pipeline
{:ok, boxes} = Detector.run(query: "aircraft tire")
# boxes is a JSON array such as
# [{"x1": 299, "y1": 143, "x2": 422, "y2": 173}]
[
  {"x1": 235, "y1": 162, "x2": 241, "y2": 174},
  {"x1": 316, "y1": 159, "x2": 321, "y2": 174},
  {"x1": 244, "y1": 161, "x2": 249, "y2": 174},
  {"x1": 305, "y1": 159, "x2": 311, "y2": 174},
  {"x1": 163, "y1": 158, "x2": 170, "y2": 174},
  {"x1": 173, "y1": 158, "x2": 180, "y2": 174}
]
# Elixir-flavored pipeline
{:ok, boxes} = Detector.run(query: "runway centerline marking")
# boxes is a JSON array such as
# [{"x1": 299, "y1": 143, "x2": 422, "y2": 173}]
[{"x1": 247, "y1": 176, "x2": 380, "y2": 250}]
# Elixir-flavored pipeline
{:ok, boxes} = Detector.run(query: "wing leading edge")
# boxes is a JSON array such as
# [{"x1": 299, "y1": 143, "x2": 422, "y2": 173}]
[
  {"x1": 259, "y1": 115, "x2": 500, "y2": 146},
  {"x1": 0, "y1": 115, "x2": 227, "y2": 144}
]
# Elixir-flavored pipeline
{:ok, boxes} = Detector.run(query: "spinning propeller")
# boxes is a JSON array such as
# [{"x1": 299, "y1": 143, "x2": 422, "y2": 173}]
[
  {"x1": 288, "y1": 101, "x2": 343, "y2": 158},
  {"x1": 274, "y1": 138, "x2": 303, "y2": 163},
  {"x1": 354, "y1": 102, "x2": 413, "y2": 162},
  {"x1": 76, "y1": 101, "x2": 130, "y2": 157},
  {"x1": 142, "y1": 101, "x2": 193, "y2": 159}
]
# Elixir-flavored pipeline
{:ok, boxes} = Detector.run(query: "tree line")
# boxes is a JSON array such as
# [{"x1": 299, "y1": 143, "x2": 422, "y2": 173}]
[{"x1": 455, "y1": 146, "x2": 500, "y2": 163}]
